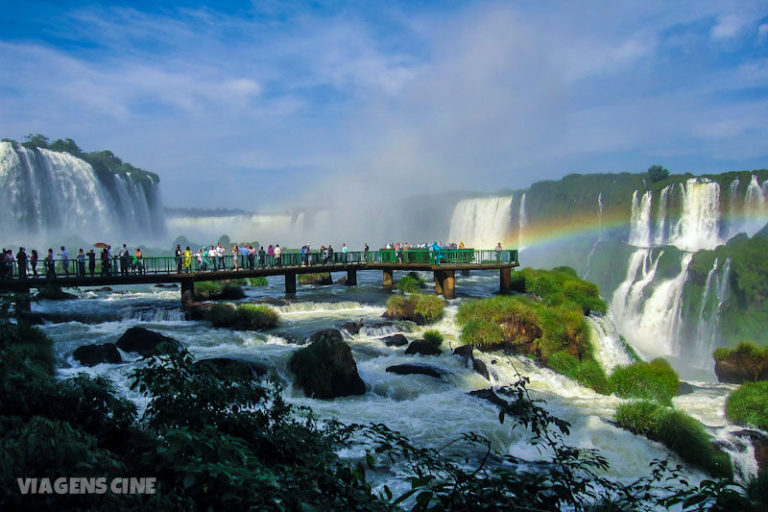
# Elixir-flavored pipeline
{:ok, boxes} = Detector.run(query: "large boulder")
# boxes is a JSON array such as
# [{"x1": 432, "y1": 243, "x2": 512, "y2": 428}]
[
  {"x1": 405, "y1": 340, "x2": 442, "y2": 356},
  {"x1": 381, "y1": 334, "x2": 409, "y2": 347},
  {"x1": 340, "y1": 319, "x2": 364, "y2": 335},
  {"x1": 35, "y1": 286, "x2": 77, "y2": 301},
  {"x1": 469, "y1": 388, "x2": 509, "y2": 409},
  {"x1": 194, "y1": 358, "x2": 268, "y2": 380},
  {"x1": 733, "y1": 430, "x2": 768, "y2": 471},
  {"x1": 386, "y1": 364, "x2": 444, "y2": 379},
  {"x1": 715, "y1": 353, "x2": 768, "y2": 384},
  {"x1": 289, "y1": 329, "x2": 366, "y2": 399},
  {"x1": 73, "y1": 343, "x2": 122, "y2": 366},
  {"x1": 452, "y1": 345, "x2": 490, "y2": 380},
  {"x1": 116, "y1": 327, "x2": 184, "y2": 357}
]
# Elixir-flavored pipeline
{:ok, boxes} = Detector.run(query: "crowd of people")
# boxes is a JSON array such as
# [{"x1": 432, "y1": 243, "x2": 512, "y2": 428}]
[{"x1": 1, "y1": 241, "x2": 504, "y2": 280}]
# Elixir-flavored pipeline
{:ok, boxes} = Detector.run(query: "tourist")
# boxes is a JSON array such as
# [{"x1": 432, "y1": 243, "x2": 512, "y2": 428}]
[
  {"x1": 31, "y1": 249, "x2": 39, "y2": 278},
  {"x1": 59, "y1": 246, "x2": 70, "y2": 277},
  {"x1": 216, "y1": 243, "x2": 225, "y2": 271},
  {"x1": 183, "y1": 246, "x2": 192, "y2": 272},
  {"x1": 46, "y1": 248, "x2": 56, "y2": 278},
  {"x1": 495, "y1": 242, "x2": 502, "y2": 262},
  {"x1": 119, "y1": 244, "x2": 129, "y2": 276},
  {"x1": 208, "y1": 245, "x2": 218, "y2": 271},
  {"x1": 306, "y1": 245, "x2": 312, "y2": 266},
  {"x1": 16, "y1": 247, "x2": 27, "y2": 279},
  {"x1": 248, "y1": 245, "x2": 256, "y2": 269},
  {"x1": 133, "y1": 248, "x2": 144, "y2": 275},
  {"x1": 87, "y1": 249, "x2": 95, "y2": 277},
  {"x1": 274, "y1": 244, "x2": 281, "y2": 267},
  {"x1": 174, "y1": 244, "x2": 183, "y2": 273},
  {"x1": 4, "y1": 250, "x2": 14, "y2": 279},
  {"x1": 77, "y1": 248, "x2": 86, "y2": 277},
  {"x1": 342, "y1": 243, "x2": 348, "y2": 263},
  {"x1": 232, "y1": 244, "x2": 239, "y2": 271},
  {"x1": 364, "y1": 243, "x2": 370, "y2": 262},
  {"x1": 327, "y1": 244, "x2": 334, "y2": 265},
  {"x1": 100, "y1": 248, "x2": 109, "y2": 275},
  {"x1": 258, "y1": 246, "x2": 266, "y2": 268},
  {"x1": 106, "y1": 245, "x2": 113, "y2": 275},
  {"x1": 267, "y1": 245, "x2": 274, "y2": 267}
]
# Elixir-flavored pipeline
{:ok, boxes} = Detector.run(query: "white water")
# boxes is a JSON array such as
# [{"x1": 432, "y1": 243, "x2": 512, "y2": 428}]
[
  {"x1": 628, "y1": 190, "x2": 652, "y2": 247},
  {"x1": 447, "y1": 197, "x2": 513, "y2": 248},
  {"x1": 518, "y1": 193, "x2": 528, "y2": 249},
  {"x1": 669, "y1": 179, "x2": 721, "y2": 252},
  {"x1": 166, "y1": 213, "x2": 295, "y2": 245}
]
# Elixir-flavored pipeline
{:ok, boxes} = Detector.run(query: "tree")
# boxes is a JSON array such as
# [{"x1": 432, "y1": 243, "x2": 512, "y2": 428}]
[
  {"x1": 648, "y1": 164, "x2": 670, "y2": 183},
  {"x1": 22, "y1": 133, "x2": 50, "y2": 149}
]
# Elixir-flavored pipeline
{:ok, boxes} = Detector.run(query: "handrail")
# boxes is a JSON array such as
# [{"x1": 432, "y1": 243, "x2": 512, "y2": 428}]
[{"x1": 0, "y1": 249, "x2": 519, "y2": 280}]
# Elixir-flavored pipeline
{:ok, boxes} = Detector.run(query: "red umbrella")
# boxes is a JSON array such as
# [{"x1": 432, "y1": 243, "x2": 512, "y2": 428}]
[{"x1": 93, "y1": 242, "x2": 108, "y2": 248}]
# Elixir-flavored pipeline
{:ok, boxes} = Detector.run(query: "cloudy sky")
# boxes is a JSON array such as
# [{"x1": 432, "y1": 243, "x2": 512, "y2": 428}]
[{"x1": 1, "y1": 1, "x2": 767, "y2": 212}]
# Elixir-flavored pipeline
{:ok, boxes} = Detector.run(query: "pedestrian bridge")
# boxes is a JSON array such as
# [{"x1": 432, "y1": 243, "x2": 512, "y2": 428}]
[{"x1": 0, "y1": 249, "x2": 519, "y2": 307}]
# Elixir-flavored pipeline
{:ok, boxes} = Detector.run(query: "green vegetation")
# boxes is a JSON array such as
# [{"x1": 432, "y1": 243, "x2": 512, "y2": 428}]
[
  {"x1": 609, "y1": 359, "x2": 680, "y2": 405},
  {"x1": 248, "y1": 276, "x2": 269, "y2": 286},
  {"x1": 725, "y1": 381, "x2": 768, "y2": 430},
  {"x1": 648, "y1": 164, "x2": 670, "y2": 183},
  {"x1": 194, "y1": 281, "x2": 246, "y2": 301},
  {"x1": 615, "y1": 401, "x2": 733, "y2": 478},
  {"x1": 713, "y1": 342, "x2": 768, "y2": 381},
  {"x1": 385, "y1": 294, "x2": 445, "y2": 324},
  {"x1": 548, "y1": 351, "x2": 611, "y2": 394},
  {"x1": 298, "y1": 273, "x2": 333, "y2": 285},
  {"x1": 398, "y1": 272, "x2": 426, "y2": 293},
  {"x1": 422, "y1": 329, "x2": 444, "y2": 348},
  {"x1": 460, "y1": 319, "x2": 505, "y2": 347},
  {"x1": 207, "y1": 303, "x2": 278, "y2": 330},
  {"x1": 513, "y1": 267, "x2": 607, "y2": 314}
]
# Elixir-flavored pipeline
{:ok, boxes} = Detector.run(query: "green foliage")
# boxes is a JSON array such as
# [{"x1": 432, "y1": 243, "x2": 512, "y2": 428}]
[
  {"x1": 609, "y1": 359, "x2": 680, "y2": 405},
  {"x1": 725, "y1": 381, "x2": 768, "y2": 430},
  {"x1": 385, "y1": 294, "x2": 445, "y2": 324},
  {"x1": 461, "y1": 319, "x2": 505, "y2": 347},
  {"x1": 194, "y1": 281, "x2": 246, "y2": 300},
  {"x1": 648, "y1": 164, "x2": 670, "y2": 183},
  {"x1": 298, "y1": 272, "x2": 333, "y2": 285},
  {"x1": 207, "y1": 303, "x2": 237, "y2": 327},
  {"x1": 615, "y1": 401, "x2": 733, "y2": 478},
  {"x1": 398, "y1": 272, "x2": 426, "y2": 293},
  {"x1": 548, "y1": 351, "x2": 611, "y2": 394},
  {"x1": 516, "y1": 267, "x2": 607, "y2": 314},
  {"x1": 236, "y1": 304, "x2": 279, "y2": 330},
  {"x1": 248, "y1": 276, "x2": 268, "y2": 286},
  {"x1": 422, "y1": 330, "x2": 444, "y2": 348}
]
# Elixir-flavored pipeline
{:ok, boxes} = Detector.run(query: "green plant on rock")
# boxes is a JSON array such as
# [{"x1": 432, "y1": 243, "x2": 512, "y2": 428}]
[
  {"x1": 609, "y1": 358, "x2": 680, "y2": 405},
  {"x1": 207, "y1": 303, "x2": 237, "y2": 327},
  {"x1": 236, "y1": 304, "x2": 279, "y2": 330},
  {"x1": 725, "y1": 381, "x2": 768, "y2": 430},
  {"x1": 248, "y1": 276, "x2": 268, "y2": 287},
  {"x1": 548, "y1": 351, "x2": 611, "y2": 394},
  {"x1": 385, "y1": 294, "x2": 445, "y2": 324},
  {"x1": 194, "y1": 281, "x2": 246, "y2": 300},
  {"x1": 397, "y1": 272, "x2": 425, "y2": 293},
  {"x1": 422, "y1": 330, "x2": 443, "y2": 348}
]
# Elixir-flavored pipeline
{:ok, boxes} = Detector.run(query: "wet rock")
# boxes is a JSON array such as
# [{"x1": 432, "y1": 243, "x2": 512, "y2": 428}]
[
  {"x1": 252, "y1": 297, "x2": 288, "y2": 307},
  {"x1": 184, "y1": 302, "x2": 212, "y2": 321},
  {"x1": 116, "y1": 326, "x2": 184, "y2": 357},
  {"x1": 453, "y1": 345, "x2": 474, "y2": 360},
  {"x1": 334, "y1": 276, "x2": 348, "y2": 285},
  {"x1": 677, "y1": 381, "x2": 695, "y2": 395},
  {"x1": 73, "y1": 343, "x2": 122, "y2": 366},
  {"x1": 405, "y1": 340, "x2": 442, "y2": 356},
  {"x1": 453, "y1": 345, "x2": 490, "y2": 380},
  {"x1": 289, "y1": 329, "x2": 366, "y2": 399},
  {"x1": 194, "y1": 358, "x2": 268, "y2": 380},
  {"x1": 469, "y1": 388, "x2": 508, "y2": 409},
  {"x1": 340, "y1": 319, "x2": 364, "y2": 335},
  {"x1": 34, "y1": 286, "x2": 77, "y2": 301},
  {"x1": 381, "y1": 334, "x2": 409, "y2": 347},
  {"x1": 715, "y1": 354, "x2": 768, "y2": 384},
  {"x1": 472, "y1": 359, "x2": 490, "y2": 381},
  {"x1": 733, "y1": 430, "x2": 768, "y2": 471},
  {"x1": 91, "y1": 287, "x2": 113, "y2": 292},
  {"x1": 386, "y1": 364, "x2": 444, "y2": 379},
  {"x1": 298, "y1": 273, "x2": 333, "y2": 286},
  {"x1": 154, "y1": 283, "x2": 179, "y2": 288}
]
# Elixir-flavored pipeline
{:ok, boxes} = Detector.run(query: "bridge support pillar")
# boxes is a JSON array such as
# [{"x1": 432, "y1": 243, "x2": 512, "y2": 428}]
[
  {"x1": 181, "y1": 280, "x2": 195, "y2": 305},
  {"x1": 434, "y1": 270, "x2": 455, "y2": 299},
  {"x1": 14, "y1": 289, "x2": 32, "y2": 325},
  {"x1": 382, "y1": 269, "x2": 393, "y2": 288},
  {"x1": 500, "y1": 267, "x2": 511, "y2": 294},
  {"x1": 346, "y1": 270, "x2": 357, "y2": 286},
  {"x1": 285, "y1": 272, "x2": 297, "y2": 295}
]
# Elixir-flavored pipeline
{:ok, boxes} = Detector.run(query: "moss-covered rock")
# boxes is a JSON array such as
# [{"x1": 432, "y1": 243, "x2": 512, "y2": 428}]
[
  {"x1": 609, "y1": 358, "x2": 680, "y2": 405},
  {"x1": 289, "y1": 330, "x2": 366, "y2": 399},
  {"x1": 384, "y1": 294, "x2": 445, "y2": 325},
  {"x1": 34, "y1": 285, "x2": 77, "y2": 301},
  {"x1": 194, "y1": 280, "x2": 246, "y2": 301},
  {"x1": 615, "y1": 400, "x2": 733, "y2": 478},
  {"x1": 115, "y1": 327, "x2": 184, "y2": 357},
  {"x1": 714, "y1": 342, "x2": 768, "y2": 383},
  {"x1": 548, "y1": 351, "x2": 611, "y2": 394},
  {"x1": 298, "y1": 273, "x2": 333, "y2": 285},
  {"x1": 207, "y1": 303, "x2": 278, "y2": 331},
  {"x1": 73, "y1": 343, "x2": 122, "y2": 367},
  {"x1": 397, "y1": 272, "x2": 425, "y2": 293},
  {"x1": 725, "y1": 381, "x2": 768, "y2": 430}
]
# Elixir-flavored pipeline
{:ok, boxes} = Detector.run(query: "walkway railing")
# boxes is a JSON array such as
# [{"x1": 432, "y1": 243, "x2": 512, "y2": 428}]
[{"x1": 0, "y1": 249, "x2": 518, "y2": 280}]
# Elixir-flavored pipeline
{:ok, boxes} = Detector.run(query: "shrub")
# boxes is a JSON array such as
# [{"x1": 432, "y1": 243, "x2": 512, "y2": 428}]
[
  {"x1": 609, "y1": 358, "x2": 680, "y2": 405},
  {"x1": 615, "y1": 401, "x2": 732, "y2": 478},
  {"x1": 236, "y1": 304, "x2": 279, "y2": 330},
  {"x1": 413, "y1": 295, "x2": 445, "y2": 324},
  {"x1": 461, "y1": 319, "x2": 505, "y2": 347},
  {"x1": 385, "y1": 294, "x2": 445, "y2": 325},
  {"x1": 248, "y1": 276, "x2": 268, "y2": 287},
  {"x1": 298, "y1": 273, "x2": 332, "y2": 285},
  {"x1": 548, "y1": 351, "x2": 611, "y2": 394},
  {"x1": 194, "y1": 281, "x2": 246, "y2": 300},
  {"x1": 208, "y1": 303, "x2": 237, "y2": 327},
  {"x1": 398, "y1": 272, "x2": 425, "y2": 293},
  {"x1": 422, "y1": 330, "x2": 443, "y2": 348},
  {"x1": 725, "y1": 381, "x2": 768, "y2": 430}
]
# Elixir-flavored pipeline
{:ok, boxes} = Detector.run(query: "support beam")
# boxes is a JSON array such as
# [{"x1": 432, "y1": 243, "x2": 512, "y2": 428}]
[
  {"x1": 382, "y1": 269, "x2": 394, "y2": 288},
  {"x1": 346, "y1": 270, "x2": 357, "y2": 286},
  {"x1": 181, "y1": 279, "x2": 195, "y2": 305},
  {"x1": 434, "y1": 270, "x2": 444, "y2": 295},
  {"x1": 285, "y1": 272, "x2": 297, "y2": 294},
  {"x1": 500, "y1": 267, "x2": 511, "y2": 294},
  {"x1": 442, "y1": 270, "x2": 455, "y2": 299}
]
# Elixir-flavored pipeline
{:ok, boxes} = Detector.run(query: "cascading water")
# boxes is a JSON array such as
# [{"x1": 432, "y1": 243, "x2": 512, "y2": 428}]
[
  {"x1": 628, "y1": 190, "x2": 652, "y2": 247},
  {"x1": 669, "y1": 179, "x2": 721, "y2": 252},
  {"x1": 518, "y1": 193, "x2": 528, "y2": 249},
  {"x1": 447, "y1": 196, "x2": 513, "y2": 248},
  {"x1": 0, "y1": 141, "x2": 165, "y2": 243}
]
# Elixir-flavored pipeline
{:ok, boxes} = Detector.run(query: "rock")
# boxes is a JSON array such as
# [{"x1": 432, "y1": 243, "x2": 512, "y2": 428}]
[
  {"x1": 340, "y1": 319, "x2": 364, "y2": 335},
  {"x1": 154, "y1": 283, "x2": 179, "y2": 288},
  {"x1": 381, "y1": 334, "x2": 409, "y2": 347},
  {"x1": 472, "y1": 359, "x2": 490, "y2": 381},
  {"x1": 35, "y1": 286, "x2": 77, "y2": 301},
  {"x1": 73, "y1": 343, "x2": 122, "y2": 366},
  {"x1": 733, "y1": 430, "x2": 768, "y2": 471},
  {"x1": 386, "y1": 364, "x2": 444, "y2": 379},
  {"x1": 183, "y1": 302, "x2": 212, "y2": 321},
  {"x1": 405, "y1": 340, "x2": 442, "y2": 356},
  {"x1": 499, "y1": 316, "x2": 542, "y2": 343},
  {"x1": 298, "y1": 273, "x2": 333, "y2": 286},
  {"x1": 334, "y1": 276, "x2": 348, "y2": 285},
  {"x1": 194, "y1": 358, "x2": 268, "y2": 380},
  {"x1": 289, "y1": 329, "x2": 366, "y2": 399},
  {"x1": 715, "y1": 354, "x2": 768, "y2": 384},
  {"x1": 469, "y1": 388, "x2": 509, "y2": 409},
  {"x1": 252, "y1": 297, "x2": 288, "y2": 307},
  {"x1": 115, "y1": 327, "x2": 184, "y2": 356},
  {"x1": 453, "y1": 345, "x2": 475, "y2": 360},
  {"x1": 91, "y1": 287, "x2": 113, "y2": 292},
  {"x1": 677, "y1": 381, "x2": 695, "y2": 395},
  {"x1": 453, "y1": 345, "x2": 490, "y2": 380}
]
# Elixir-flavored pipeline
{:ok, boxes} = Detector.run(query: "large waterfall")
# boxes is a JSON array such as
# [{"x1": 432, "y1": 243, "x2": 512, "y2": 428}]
[
  {"x1": 447, "y1": 196, "x2": 513, "y2": 248},
  {"x1": 0, "y1": 141, "x2": 165, "y2": 244}
]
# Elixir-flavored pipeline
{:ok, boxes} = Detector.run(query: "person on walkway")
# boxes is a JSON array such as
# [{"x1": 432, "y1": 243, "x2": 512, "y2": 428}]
[
  {"x1": 232, "y1": 245, "x2": 239, "y2": 271},
  {"x1": 106, "y1": 246, "x2": 113, "y2": 275},
  {"x1": 216, "y1": 243, "x2": 225, "y2": 270},
  {"x1": 267, "y1": 245, "x2": 274, "y2": 267},
  {"x1": 431, "y1": 242, "x2": 442, "y2": 266},
  {"x1": 119, "y1": 244, "x2": 129, "y2": 276},
  {"x1": 364, "y1": 243, "x2": 369, "y2": 263},
  {"x1": 342, "y1": 243, "x2": 348, "y2": 263},
  {"x1": 133, "y1": 248, "x2": 144, "y2": 275},
  {"x1": 45, "y1": 249, "x2": 56, "y2": 278},
  {"x1": 31, "y1": 249, "x2": 39, "y2": 278},
  {"x1": 327, "y1": 244, "x2": 334, "y2": 265},
  {"x1": 100, "y1": 248, "x2": 109, "y2": 275},
  {"x1": 495, "y1": 242, "x2": 502, "y2": 263},
  {"x1": 174, "y1": 244, "x2": 183, "y2": 273},
  {"x1": 274, "y1": 244, "x2": 281, "y2": 267},
  {"x1": 248, "y1": 245, "x2": 256, "y2": 269},
  {"x1": 183, "y1": 246, "x2": 192, "y2": 273},
  {"x1": 87, "y1": 249, "x2": 95, "y2": 277},
  {"x1": 208, "y1": 246, "x2": 218, "y2": 271},
  {"x1": 16, "y1": 247, "x2": 27, "y2": 279},
  {"x1": 59, "y1": 246, "x2": 70, "y2": 277},
  {"x1": 258, "y1": 246, "x2": 266, "y2": 268},
  {"x1": 77, "y1": 249, "x2": 86, "y2": 277}
]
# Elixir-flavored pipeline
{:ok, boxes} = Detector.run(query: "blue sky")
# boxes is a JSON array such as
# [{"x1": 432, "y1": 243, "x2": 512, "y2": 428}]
[{"x1": 1, "y1": 1, "x2": 767, "y2": 211}]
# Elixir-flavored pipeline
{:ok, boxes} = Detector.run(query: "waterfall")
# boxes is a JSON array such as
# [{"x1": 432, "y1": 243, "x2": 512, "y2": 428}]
[
  {"x1": 611, "y1": 249, "x2": 661, "y2": 328},
  {"x1": 584, "y1": 193, "x2": 605, "y2": 280},
  {"x1": 669, "y1": 179, "x2": 721, "y2": 252},
  {"x1": 695, "y1": 258, "x2": 731, "y2": 364},
  {"x1": 653, "y1": 185, "x2": 673, "y2": 246},
  {"x1": 518, "y1": 193, "x2": 528, "y2": 249},
  {"x1": 588, "y1": 314, "x2": 633, "y2": 373},
  {"x1": 447, "y1": 196, "x2": 513, "y2": 248},
  {"x1": 628, "y1": 190, "x2": 652, "y2": 247},
  {"x1": 0, "y1": 141, "x2": 165, "y2": 243}
]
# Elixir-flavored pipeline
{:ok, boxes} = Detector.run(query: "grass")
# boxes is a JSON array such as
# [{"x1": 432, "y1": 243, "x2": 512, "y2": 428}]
[
  {"x1": 725, "y1": 381, "x2": 768, "y2": 430},
  {"x1": 548, "y1": 351, "x2": 611, "y2": 394},
  {"x1": 398, "y1": 272, "x2": 425, "y2": 293},
  {"x1": 248, "y1": 276, "x2": 268, "y2": 287},
  {"x1": 609, "y1": 359, "x2": 680, "y2": 405},
  {"x1": 460, "y1": 319, "x2": 505, "y2": 347},
  {"x1": 194, "y1": 281, "x2": 246, "y2": 301},
  {"x1": 385, "y1": 294, "x2": 445, "y2": 325},
  {"x1": 207, "y1": 303, "x2": 278, "y2": 330},
  {"x1": 422, "y1": 330, "x2": 443, "y2": 348},
  {"x1": 298, "y1": 273, "x2": 332, "y2": 285},
  {"x1": 208, "y1": 303, "x2": 237, "y2": 327},
  {"x1": 615, "y1": 400, "x2": 733, "y2": 478},
  {"x1": 515, "y1": 267, "x2": 607, "y2": 314}
]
